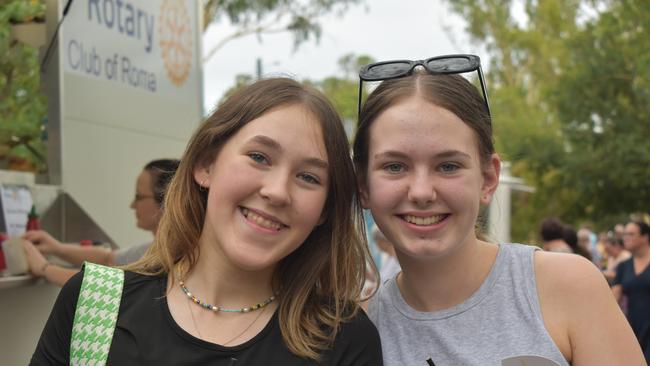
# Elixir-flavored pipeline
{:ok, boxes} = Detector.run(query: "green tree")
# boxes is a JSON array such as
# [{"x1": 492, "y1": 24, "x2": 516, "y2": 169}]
[
  {"x1": 0, "y1": 0, "x2": 365, "y2": 173},
  {"x1": 0, "y1": 0, "x2": 46, "y2": 172},
  {"x1": 320, "y1": 53, "x2": 375, "y2": 129},
  {"x1": 551, "y1": 0, "x2": 650, "y2": 223},
  {"x1": 202, "y1": 0, "x2": 364, "y2": 62},
  {"x1": 444, "y1": 0, "x2": 650, "y2": 240},
  {"x1": 220, "y1": 53, "x2": 373, "y2": 140},
  {"x1": 219, "y1": 73, "x2": 255, "y2": 104}
]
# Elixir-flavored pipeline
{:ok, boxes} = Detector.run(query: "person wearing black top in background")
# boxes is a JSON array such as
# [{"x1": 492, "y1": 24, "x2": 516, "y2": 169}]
[{"x1": 614, "y1": 221, "x2": 650, "y2": 362}]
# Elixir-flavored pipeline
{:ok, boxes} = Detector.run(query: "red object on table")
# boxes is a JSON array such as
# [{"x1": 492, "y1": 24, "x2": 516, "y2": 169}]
[
  {"x1": 0, "y1": 232, "x2": 7, "y2": 271},
  {"x1": 26, "y1": 205, "x2": 41, "y2": 231},
  {"x1": 80, "y1": 239, "x2": 93, "y2": 247}
]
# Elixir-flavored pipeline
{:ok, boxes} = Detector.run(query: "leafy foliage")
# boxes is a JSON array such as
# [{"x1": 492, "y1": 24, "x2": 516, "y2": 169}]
[
  {"x1": 444, "y1": 0, "x2": 650, "y2": 239},
  {"x1": 202, "y1": 0, "x2": 363, "y2": 61},
  {"x1": 318, "y1": 54, "x2": 374, "y2": 122},
  {"x1": 0, "y1": 0, "x2": 46, "y2": 172},
  {"x1": 220, "y1": 53, "x2": 372, "y2": 141},
  {"x1": 1, "y1": 0, "x2": 363, "y2": 173}
]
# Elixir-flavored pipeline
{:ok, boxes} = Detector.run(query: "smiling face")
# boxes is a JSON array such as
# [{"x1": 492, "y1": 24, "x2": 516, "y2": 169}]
[
  {"x1": 194, "y1": 103, "x2": 329, "y2": 272},
  {"x1": 360, "y1": 96, "x2": 499, "y2": 260}
]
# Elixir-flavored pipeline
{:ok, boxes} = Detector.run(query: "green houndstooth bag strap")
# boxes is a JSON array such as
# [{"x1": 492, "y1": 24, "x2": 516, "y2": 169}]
[{"x1": 70, "y1": 262, "x2": 125, "y2": 366}]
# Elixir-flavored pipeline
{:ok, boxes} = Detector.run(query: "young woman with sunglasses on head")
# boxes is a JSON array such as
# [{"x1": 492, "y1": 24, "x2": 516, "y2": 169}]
[
  {"x1": 353, "y1": 55, "x2": 644, "y2": 365},
  {"x1": 31, "y1": 78, "x2": 382, "y2": 365}
]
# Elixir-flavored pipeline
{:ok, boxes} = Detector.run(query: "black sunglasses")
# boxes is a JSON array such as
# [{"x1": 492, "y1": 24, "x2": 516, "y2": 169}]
[{"x1": 357, "y1": 54, "x2": 491, "y2": 119}]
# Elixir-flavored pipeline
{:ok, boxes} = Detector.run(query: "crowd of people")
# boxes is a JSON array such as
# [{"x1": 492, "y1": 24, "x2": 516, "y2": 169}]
[
  {"x1": 538, "y1": 217, "x2": 650, "y2": 362},
  {"x1": 538, "y1": 217, "x2": 646, "y2": 288},
  {"x1": 18, "y1": 55, "x2": 649, "y2": 365}
]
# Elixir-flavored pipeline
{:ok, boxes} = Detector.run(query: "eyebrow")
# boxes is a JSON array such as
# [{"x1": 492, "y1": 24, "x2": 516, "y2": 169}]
[
  {"x1": 249, "y1": 135, "x2": 329, "y2": 170},
  {"x1": 304, "y1": 157, "x2": 329, "y2": 170},
  {"x1": 373, "y1": 149, "x2": 472, "y2": 160},
  {"x1": 250, "y1": 135, "x2": 282, "y2": 151}
]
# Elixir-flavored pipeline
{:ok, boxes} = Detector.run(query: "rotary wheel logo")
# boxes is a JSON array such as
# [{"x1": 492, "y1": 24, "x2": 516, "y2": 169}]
[{"x1": 159, "y1": 0, "x2": 193, "y2": 86}]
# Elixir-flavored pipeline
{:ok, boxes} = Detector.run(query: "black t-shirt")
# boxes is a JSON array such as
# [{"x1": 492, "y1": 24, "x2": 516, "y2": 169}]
[
  {"x1": 615, "y1": 258, "x2": 650, "y2": 361},
  {"x1": 30, "y1": 270, "x2": 383, "y2": 365}
]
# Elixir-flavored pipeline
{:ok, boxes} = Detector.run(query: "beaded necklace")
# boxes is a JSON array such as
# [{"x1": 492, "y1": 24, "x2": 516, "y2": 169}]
[{"x1": 179, "y1": 279, "x2": 276, "y2": 313}]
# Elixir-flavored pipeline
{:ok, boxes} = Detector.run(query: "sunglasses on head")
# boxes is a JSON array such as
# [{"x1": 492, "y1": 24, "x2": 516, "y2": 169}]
[{"x1": 357, "y1": 54, "x2": 491, "y2": 119}]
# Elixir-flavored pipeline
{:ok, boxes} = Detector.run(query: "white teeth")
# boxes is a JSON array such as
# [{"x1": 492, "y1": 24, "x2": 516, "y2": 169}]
[
  {"x1": 403, "y1": 214, "x2": 445, "y2": 226},
  {"x1": 241, "y1": 208, "x2": 283, "y2": 231}
]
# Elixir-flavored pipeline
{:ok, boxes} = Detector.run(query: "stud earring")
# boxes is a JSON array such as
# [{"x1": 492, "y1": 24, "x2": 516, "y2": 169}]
[{"x1": 199, "y1": 177, "x2": 209, "y2": 191}]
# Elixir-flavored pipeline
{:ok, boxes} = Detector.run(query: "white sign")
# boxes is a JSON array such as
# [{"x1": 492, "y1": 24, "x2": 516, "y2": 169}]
[
  {"x1": 62, "y1": 0, "x2": 199, "y2": 102},
  {"x1": 0, "y1": 185, "x2": 33, "y2": 237}
]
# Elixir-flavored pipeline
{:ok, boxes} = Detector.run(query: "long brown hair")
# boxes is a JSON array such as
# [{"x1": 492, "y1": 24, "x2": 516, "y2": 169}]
[{"x1": 127, "y1": 78, "x2": 373, "y2": 360}]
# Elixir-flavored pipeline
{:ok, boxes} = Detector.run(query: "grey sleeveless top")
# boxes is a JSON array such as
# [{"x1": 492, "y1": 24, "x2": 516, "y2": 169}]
[{"x1": 368, "y1": 243, "x2": 569, "y2": 366}]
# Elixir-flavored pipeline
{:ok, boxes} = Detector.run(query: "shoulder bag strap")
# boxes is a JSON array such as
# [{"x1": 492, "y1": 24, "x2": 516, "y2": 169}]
[{"x1": 70, "y1": 261, "x2": 125, "y2": 365}]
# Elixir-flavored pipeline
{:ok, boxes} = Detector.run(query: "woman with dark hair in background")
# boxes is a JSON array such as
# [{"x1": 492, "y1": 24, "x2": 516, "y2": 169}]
[
  {"x1": 613, "y1": 221, "x2": 650, "y2": 362},
  {"x1": 562, "y1": 224, "x2": 592, "y2": 260},
  {"x1": 21, "y1": 159, "x2": 179, "y2": 286},
  {"x1": 603, "y1": 236, "x2": 630, "y2": 283},
  {"x1": 539, "y1": 217, "x2": 572, "y2": 253}
]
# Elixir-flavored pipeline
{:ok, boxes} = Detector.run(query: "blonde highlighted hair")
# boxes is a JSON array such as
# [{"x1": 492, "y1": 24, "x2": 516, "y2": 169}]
[{"x1": 126, "y1": 77, "x2": 374, "y2": 360}]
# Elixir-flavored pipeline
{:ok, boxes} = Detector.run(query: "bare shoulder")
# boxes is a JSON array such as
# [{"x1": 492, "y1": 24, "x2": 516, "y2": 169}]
[
  {"x1": 534, "y1": 251, "x2": 617, "y2": 332},
  {"x1": 534, "y1": 251, "x2": 645, "y2": 365},
  {"x1": 534, "y1": 251, "x2": 604, "y2": 295}
]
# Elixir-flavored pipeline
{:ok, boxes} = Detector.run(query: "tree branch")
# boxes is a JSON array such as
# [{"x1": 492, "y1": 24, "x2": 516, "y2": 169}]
[
  {"x1": 1, "y1": 68, "x2": 14, "y2": 103},
  {"x1": 203, "y1": 25, "x2": 290, "y2": 62}
]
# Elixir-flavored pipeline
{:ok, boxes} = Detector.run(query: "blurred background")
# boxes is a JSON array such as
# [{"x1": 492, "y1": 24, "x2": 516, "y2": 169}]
[
  {"x1": 1, "y1": 1, "x2": 649, "y2": 363},
  {"x1": 3, "y1": 0, "x2": 648, "y2": 244}
]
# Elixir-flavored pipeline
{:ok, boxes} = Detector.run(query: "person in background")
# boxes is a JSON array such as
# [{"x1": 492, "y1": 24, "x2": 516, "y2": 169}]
[
  {"x1": 562, "y1": 224, "x2": 592, "y2": 260},
  {"x1": 539, "y1": 217, "x2": 572, "y2": 253},
  {"x1": 614, "y1": 223, "x2": 626, "y2": 241},
  {"x1": 613, "y1": 221, "x2": 650, "y2": 362},
  {"x1": 578, "y1": 227, "x2": 603, "y2": 267},
  {"x1": 603, "y1": 236, "x2": 631, "y2": 284},
  {"x1": 596, "y1": 231, "x2": 610, "y2": 268},
  {"x1": 31, "y1": 78, "x2": 381, "y2": 365},
  {"x1": 353, "y1": 56, "x2": 644, "y2": 365},
  {"x1": 21, "y1": 159, "x2": 180, "y2": 286}
]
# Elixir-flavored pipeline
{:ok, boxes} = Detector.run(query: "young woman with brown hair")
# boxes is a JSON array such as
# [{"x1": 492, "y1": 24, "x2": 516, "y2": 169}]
[
  {"x1": 31, "y1": 78, "x2": 381, "y2": 365},
  {"x1": 353, "y1": 55, "x2": 643, "y2": 365}
]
